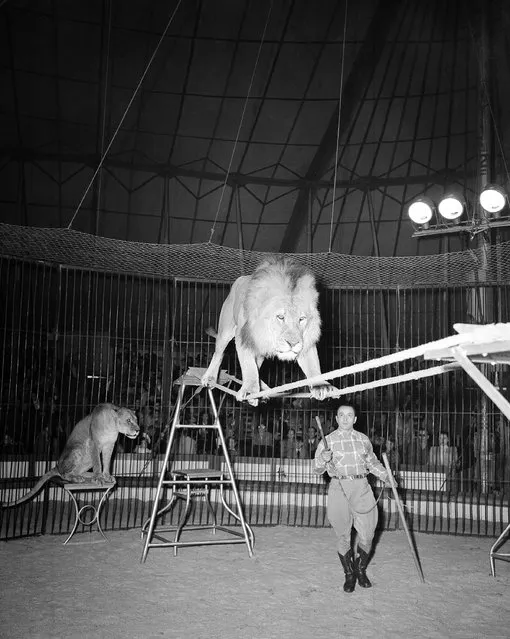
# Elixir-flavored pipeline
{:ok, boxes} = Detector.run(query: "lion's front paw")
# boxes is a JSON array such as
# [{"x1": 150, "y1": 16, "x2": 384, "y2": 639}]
[
  {"x1": 92, "y1": 472, "x2": 116, "y2": 486},
  {"x1": 236, "y1": 384, "x2": 260, "y2": 407},
  {"x1": 310, "y1": 383, "x2": 338, "y2": 401},
  {"x1": 201, "y1": 373, "x2": 216, "y2": 388},
  {"x1": 63, "y1": 474, "x2": 89, "y2": 484}
]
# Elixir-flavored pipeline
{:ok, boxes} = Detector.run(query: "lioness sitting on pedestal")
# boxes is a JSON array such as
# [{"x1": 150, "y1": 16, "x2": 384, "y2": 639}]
[
  {"x1": 202, "y1": 256, "x2": 336, "y2": 406},
  {"x1": 2, "y1": 403, "x2": 140, "y2": 507}
]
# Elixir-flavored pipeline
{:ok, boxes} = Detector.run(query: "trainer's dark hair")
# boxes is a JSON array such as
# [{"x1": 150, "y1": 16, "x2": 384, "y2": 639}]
[{"x1": 336, "y1": 402, "x2": 357, "y2": 415}]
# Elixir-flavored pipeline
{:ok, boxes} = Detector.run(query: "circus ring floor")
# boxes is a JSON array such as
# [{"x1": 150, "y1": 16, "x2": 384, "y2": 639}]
[{"x1": 0, "y1": 526, "x2": 508, "y2": 639}]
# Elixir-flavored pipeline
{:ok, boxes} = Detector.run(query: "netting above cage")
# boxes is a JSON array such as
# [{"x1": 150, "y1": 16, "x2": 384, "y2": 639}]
[{"x1": 1, "y1": 223, "x2": 510, "y2": 288}]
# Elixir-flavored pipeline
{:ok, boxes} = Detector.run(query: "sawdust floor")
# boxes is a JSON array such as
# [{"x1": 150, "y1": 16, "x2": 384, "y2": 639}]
[{"x1": 0, "y1": 525, "x2": 509, "y2": 639}]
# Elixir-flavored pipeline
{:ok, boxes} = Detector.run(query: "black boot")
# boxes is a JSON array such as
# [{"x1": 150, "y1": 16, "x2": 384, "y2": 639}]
[
  {"x1": 355, "y1": 548, "x2": 372, "y2": 588},
  {"x1": 338, "y1": 549, "x2": 356, "y2": 593}
]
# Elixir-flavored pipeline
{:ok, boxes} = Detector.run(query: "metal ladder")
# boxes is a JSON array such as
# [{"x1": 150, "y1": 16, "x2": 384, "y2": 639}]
[{"x1": 141, "y1": 368, "x2": 254, "y2": 561}]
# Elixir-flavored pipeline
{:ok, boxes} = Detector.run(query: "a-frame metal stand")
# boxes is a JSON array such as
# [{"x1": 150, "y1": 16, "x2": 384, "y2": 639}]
[{"x1": 141, "y1": 368, "x2": 254, "y2": 561}]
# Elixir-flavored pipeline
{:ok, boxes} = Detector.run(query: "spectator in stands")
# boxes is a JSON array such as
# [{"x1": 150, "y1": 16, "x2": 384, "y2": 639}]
[
  {"x1": 304, "y1": 424, "x2": 320, "y2": 458},
  {"x1": 428, "y1": 431, "x2": 459, "y2": 472},
  {"x1": 395, "y1": 411, "x2": 413, "y2": 460},
  {"x1": 268, "y1": 417, "x2": 282, "y2": 454},
  {"x1": 384, "y1": 437, "x2": 399, "y2": 469},
  {"x1": 372, "y1": 431, "x2": 385, "y2": 458},
  {"x1": 276, "y1": 414, "x2": 290, "y2": 440},
  {"x1": 137, "y1": 384, "x2": 148, "y2": 410},
  {"x1": 323, "y1": 417, "x2": 335, "y2": 435},
  {"x1": 176, "y1": 430, "x2": 197, "y2": 455},
  {"x1": 149, "y1": 404, "x2": 164, "y2": 453},
  {"x1": 133, "y1": 397, "x2": 144, "y2": 423},
  {"x1": 281, "y1": 428, "x2": 299, "y2": 458},
  {"x1": 196, "y1": 411, "x2": 215, "y2": 454},
  {"x1": 133, "y1": 432, "x2": 151, "y2": 454},
  {"x1": 216, "y1": 424, "x2": 238, "y2": 458},
  {"x1": 251, "y1": 421, "x2": 273, "y2": 457},
  {"x1": 226, "y1": 424, "x2": 239, "y2": 456},
  {"x1": 215, "y1": 412, "x2": 237, "y2": 455},
  {"x1": 295, "y1": 437, "x2": 304, "y2": 458},
  {"x1": 405, "y1": 426, "x2": 430, "y2": 468},
  {"x1": 1, "y1": 431, "x2": 23, "y2": 455}
]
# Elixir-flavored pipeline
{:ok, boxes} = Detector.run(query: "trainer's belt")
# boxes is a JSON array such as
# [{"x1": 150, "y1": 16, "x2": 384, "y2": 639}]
[{"x1": 334, "y1": 474, "x2": 367, "y2": 481}]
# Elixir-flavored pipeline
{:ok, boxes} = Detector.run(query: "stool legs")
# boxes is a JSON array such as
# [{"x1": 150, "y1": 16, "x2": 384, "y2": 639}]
[{"x1": 63, "y1": 483, "x2": 114, "y2": 545}]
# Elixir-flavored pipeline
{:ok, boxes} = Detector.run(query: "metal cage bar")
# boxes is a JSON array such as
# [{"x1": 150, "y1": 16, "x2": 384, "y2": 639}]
[{"x1": 1, "y1": 259, "x2": 509, "y2": 541}]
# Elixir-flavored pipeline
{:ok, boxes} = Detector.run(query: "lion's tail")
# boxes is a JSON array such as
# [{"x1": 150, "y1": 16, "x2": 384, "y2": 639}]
[
  {"x1": 2, "y1": 468, "x2": 60, "y2": 507},
  {"x1": 205, "y1": 327, "x2": 217, "y2": 339}
]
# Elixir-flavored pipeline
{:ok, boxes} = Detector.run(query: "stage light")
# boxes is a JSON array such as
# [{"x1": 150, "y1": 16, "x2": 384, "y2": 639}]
[
  {"x1": 437, "y1": 194, "x2": 464, "y2": 220},
  {"x1": 408, "y1": 198, "x2": 434, "y2": 225},
  {"x1": 479, "y1": 185, "x2": 507, "y2": 214}
]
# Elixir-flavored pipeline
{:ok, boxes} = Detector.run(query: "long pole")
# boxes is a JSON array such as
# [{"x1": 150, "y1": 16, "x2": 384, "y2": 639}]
[
  {"x1": 475, "y1": 0, "x2": 493, "y2": 493},
  {"x1": 314, "y1": 416, "x2": 330, "y2": 451},
  {"x1": 382, "y1": 453, "x2": 425, "y2": 583}
]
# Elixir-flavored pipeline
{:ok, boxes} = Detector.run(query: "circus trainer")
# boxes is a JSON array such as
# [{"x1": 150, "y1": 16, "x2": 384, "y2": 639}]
[{"x1": 313, "y1": 403, "x2": 389, "y2": 593}]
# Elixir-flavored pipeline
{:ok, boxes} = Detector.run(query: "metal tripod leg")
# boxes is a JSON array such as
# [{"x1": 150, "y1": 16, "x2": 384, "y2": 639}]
[{"x1": 140, "y1": 383, "x2": 184, "y2": 562}]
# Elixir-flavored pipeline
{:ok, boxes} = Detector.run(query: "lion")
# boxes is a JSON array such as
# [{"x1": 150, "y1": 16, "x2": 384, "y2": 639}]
[
  {"x1": 2, "y1": 403, "x2": 140, "y2": 507},
  {"x1": 201, "y1": 256, "x2": 335, "y2": 406}
]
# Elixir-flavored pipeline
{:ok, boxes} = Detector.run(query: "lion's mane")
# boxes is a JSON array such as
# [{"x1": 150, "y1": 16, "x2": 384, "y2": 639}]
[{"x1": 239, "y1": 256, "x2": 322, "y2": 358}]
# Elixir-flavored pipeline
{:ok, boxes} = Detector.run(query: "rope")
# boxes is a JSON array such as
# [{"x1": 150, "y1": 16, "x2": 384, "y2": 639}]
[
  {"x1": 328, "y1": 0, "x2": 349, "y2": 253},
  {"x1": 68, "y1": 0, "x2": 183, "y2": 230},
  {"x1": 95, "y1": 0, "x2": 113, "y2": 227},
  {"x1": 332, "y1": 475, "x2": 385, "y2": 515},
  {"x1": 246, "y1": 323, "x2": 510, "y2": 400},
  {"x1": 209, "y1": 1, "x2": 273, "y2": 243}
]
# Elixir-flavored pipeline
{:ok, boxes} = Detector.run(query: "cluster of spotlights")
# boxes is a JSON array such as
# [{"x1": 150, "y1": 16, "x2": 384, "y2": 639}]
[{"x1": 408, "y1": 185, "x2": 508, "y2": 226}]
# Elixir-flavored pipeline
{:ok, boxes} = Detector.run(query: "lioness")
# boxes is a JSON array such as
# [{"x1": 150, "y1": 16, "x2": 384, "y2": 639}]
[
  {"x1": 202, "y1": 256, "x2": 335, "y2": 406},
  {"x1": 2, "y1": 403, "x2": 139, "y2": 507}
]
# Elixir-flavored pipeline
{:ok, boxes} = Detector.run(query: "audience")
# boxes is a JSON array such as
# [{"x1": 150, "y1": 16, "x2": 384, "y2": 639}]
[
  {"x1": 192, "y1": 411, "x2": 214, "y2": 454},
  {"x1": 384, "y1": 437, "x2": 399, "y2": 469},
  {"x1": 281, "y1": 428, "x2": 299, "y2": 458},
  {"x1": 133, "y1": 432, "x2": 151, "y2": 454},
  {"x1": 303, "y1": 424, "x2": 320, "y2": 458},
  {"x1": 428, "y1": 432, "x2": 459, "y2": 472},
  {"x1": 405, "y1": 426, "x2": 431, "y2": 468},
  {"x1": 176, "y1": 431, "x2": 197, "y2": 455},
  {"x1": 0, "y1": 343, "x2": 491, "y2": 501},
  {"x1": 250, "y1": 422, "x2": 274, "y2": 457}
]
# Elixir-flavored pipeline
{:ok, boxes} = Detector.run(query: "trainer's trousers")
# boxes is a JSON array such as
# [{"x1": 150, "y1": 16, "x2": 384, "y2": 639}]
[{"x1": 326, "y1": 477, "x2": 378, "y2": 555}]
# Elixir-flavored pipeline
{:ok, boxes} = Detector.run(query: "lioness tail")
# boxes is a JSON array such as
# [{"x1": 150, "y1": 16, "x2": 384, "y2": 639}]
[{"x1": 2, "y1": 467, "x2": 60, "y2": 507}]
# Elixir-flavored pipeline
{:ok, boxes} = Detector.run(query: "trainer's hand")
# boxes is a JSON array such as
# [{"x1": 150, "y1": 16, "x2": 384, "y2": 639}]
[
  {"x1": 321, "y1": 449, "x2": 333, "y2": 463},
  {"x1": 385, "y1": 475, "x2": 397, "y2": 488}
]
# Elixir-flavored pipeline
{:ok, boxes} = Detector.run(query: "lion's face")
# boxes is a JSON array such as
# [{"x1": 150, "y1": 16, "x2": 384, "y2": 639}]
[
  {"x1": 259, "y1": 298, "x2": 312, "y2": 360},
  {"x1": 116, "y1": 408, "x2": 140, "y2": 439},
  {"x1": 240, "y1": 258, "x2": 322, "y2": 359}
]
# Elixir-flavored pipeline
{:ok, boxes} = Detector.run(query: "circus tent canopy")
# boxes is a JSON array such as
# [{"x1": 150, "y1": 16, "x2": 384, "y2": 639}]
[{"x1": 1, "y1": 0, "x2": 509, "y2": 258}]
